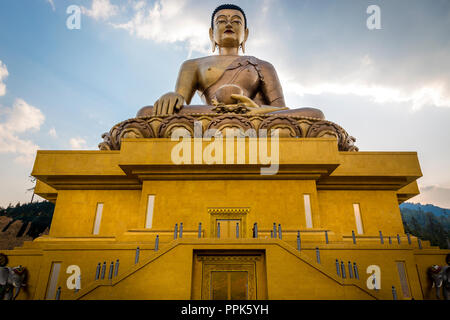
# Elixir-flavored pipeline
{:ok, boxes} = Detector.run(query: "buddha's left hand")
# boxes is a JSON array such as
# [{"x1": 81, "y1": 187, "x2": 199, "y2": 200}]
[
  {"x1": 231, "y1": 94, "x2": 288, "y2": 114},
  {"x1": 230, "y1": 94, "x2": 260, "y2": 109}
]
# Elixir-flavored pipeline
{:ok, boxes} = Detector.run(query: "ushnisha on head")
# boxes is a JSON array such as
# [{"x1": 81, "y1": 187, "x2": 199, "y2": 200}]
[{"x1": 209, "y1": 4, "x2": 249, "y2": 54}]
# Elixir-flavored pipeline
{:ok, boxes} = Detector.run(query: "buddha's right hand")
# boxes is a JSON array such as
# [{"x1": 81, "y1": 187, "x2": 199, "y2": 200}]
[{"x1": 153, "y1": 92, "x2": 185, "y2": 115}]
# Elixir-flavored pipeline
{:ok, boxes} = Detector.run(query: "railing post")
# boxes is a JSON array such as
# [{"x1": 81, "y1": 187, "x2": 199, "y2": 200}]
[
  {"x1": 108, "y1": 262, "x2": 114, "y2": 280},
  {"x1": 352, "y1": 230, "x2": 356, "y2": 244},
  {"x1": 316, "y1": 247, "x2": 321, "y2": 264},
  {"x1": 114, "y1": 259, "x2": 119, "y2": 277},
  {"x1": 297, "y1": 231, "x2": 301, "y2": 251},
  {"x1": 101, "y1": 262, "x2": 106, "y2": 279},
  {"x1": 407, "y1": 233, "x2": 411, "y2": 245},
  {"x1": 236, "y1": 222, "x2": 239, "y2": 238},
  {"x1": 75, "y1": 275, "x2": 81, "y2": 292},
  {"x1": 325, "y1": 231, "x2": 329, "y2": 244},
  {"x1": 392, "y1": 286, "x2": 398, "y2": 300},
  {"x1": 348, "y1": 261, "x2": 353, "y2": 278},
  {"x1": 336, "y1": 259, "x2": 341, "y2": 277},
  {"x1": 273, "y1": 223, "x2": 277, "y2": 239},
  {"x1": 95, "y1": 263, "x2": 101, "y2": 280},
  {"x1": 179, "y1": 223, "x2": 183, "y2": 238},
  {"x1": 55, "y1": 286, "x2": 61, "y2": 300},
  {"x1": 198, "y1": 223, "x2": 202, "y2": 238},
  {"x1": 340, "y1": 261, "x2": 346, "y2": 278},
  {"x1": 155, "y1": 235, "x2": 159, "y2": 251},
  {"x1": 135, "y1": 247, "x2": 140, "y2": 264},
  {"x1": 174, "y1": 223, "x2": 178, "y2": 239},
  {"x1": 379, "y1": 231, "x2": 384, "y2": 244},
  {"x1": 278, "y1": 224, "x2": 282, "y2": 240},
  {"x1": 217, "y1": 222, "x2": 220, "y2": 238},
  {"x1": 397, "y1": 234, "x2": 401, "y2": 244},
  {"x1": 353, "y1": 262, "x2": 359, "y2": 280}
]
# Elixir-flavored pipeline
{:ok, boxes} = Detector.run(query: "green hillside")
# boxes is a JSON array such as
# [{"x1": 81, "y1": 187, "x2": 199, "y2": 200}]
[
  {"x1": 400, "y1": 203, "x2": 450, "y2": 249},
  {"x1": 0, "y1": 201, "x2": 54, "y2": 239}
]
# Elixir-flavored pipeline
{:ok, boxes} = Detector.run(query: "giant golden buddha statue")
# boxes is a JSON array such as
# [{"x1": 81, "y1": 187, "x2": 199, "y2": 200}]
[
  {"x1": 99, "y1": 4, "x2": 358, "y2": 151},
  {"x1": 137, "y1": 4, "x2": 324, "y2": 119}
]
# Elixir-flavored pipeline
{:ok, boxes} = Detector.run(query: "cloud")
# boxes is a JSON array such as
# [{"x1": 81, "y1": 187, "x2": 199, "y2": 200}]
[
  {"x1": 0, "y1": 99, "x2": 45, "y2": 165},
  {"x1": 82, "y1": 0, "x2": 119, "y2": 21},
  {"x1": 69, "y1": 137, "x2": 88, "y2": 149},
  {"x1": 48, "y1": 127, "x2": 57, "y2": 138},
  {"x1": 0, "y1": 60, "x2": 8, "y2": 96},
  {"x1": 46, "y1": 0, "x2": 55, "y2": 11},
  {"x1": 409, "y1": 185, "x2": 450, "y2": 209},
  {"x1": 104, "y1": 0, "x2": 210, "y2": 54},
  {"x1": 2, "y1": 98, "x2": 45, "y2": 133},
  {"x1": 281, "y1": 55, "x2": 450, "y2": 111},
  {"x1": 283, "y1": 78, "x2": 450, "y2": 112}
]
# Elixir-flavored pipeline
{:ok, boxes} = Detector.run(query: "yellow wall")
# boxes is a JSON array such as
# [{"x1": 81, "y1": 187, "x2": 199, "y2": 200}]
[
  {"x1": 317, "y1": 190, "x2": 405, "y2": 235},
  {"x1": 50, "y1": 190, "x2": 141, "y2": 237}
]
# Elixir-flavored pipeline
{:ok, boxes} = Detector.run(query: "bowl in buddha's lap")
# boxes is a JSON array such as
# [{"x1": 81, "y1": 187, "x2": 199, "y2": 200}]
[{"x1": 214, "y1": 84, "x2": 244, "y2": 105}]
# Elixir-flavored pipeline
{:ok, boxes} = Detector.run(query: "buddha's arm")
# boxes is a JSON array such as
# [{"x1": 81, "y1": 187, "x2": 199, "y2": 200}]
[
  {"x1": 153, "y1": 60, "x2": 198, "y2": 115},
  {"x1": 259, "y1": 61, "x2": 287, "y2": 108},
  {"x1": 175, "y1": 60, "x2": 198, "y2": 105}
]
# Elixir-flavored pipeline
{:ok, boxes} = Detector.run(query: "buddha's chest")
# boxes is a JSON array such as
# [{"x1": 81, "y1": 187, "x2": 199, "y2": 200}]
[{"x1": 197, "y1": 58, "x2": 261, "y2": 96}]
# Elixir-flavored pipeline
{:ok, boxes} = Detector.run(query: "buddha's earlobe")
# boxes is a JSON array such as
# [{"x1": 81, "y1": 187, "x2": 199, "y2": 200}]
[
  {"x1": 209, "y1": 28, "x2": 216, "y2": 53},
  {"x1": 241, "y1": 28, "x2": 249, "y2": 54}
]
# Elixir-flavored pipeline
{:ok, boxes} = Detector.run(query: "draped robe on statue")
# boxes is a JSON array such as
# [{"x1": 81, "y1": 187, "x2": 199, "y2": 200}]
[{"x1": 200, "y1": 56, "x2": 286, "y2": 108}]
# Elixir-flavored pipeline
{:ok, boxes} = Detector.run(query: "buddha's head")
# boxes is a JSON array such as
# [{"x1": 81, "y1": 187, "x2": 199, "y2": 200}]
[{"x1": 210, "y1": 4, "x2": 249, "y2": 53}]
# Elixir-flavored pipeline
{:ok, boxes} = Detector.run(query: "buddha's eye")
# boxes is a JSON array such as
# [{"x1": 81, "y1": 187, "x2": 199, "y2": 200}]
[{"x1": 232, "y1": 20, "x2": 242, "y2": 25}]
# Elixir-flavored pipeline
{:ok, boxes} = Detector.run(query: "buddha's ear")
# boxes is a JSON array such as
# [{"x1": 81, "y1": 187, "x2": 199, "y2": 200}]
[
  {"x1": 209, "y1": 28, "x2": 216, "y2": 53},
  {"x1": 241, "y1": 28, "x2": 249, "y2": 54}
]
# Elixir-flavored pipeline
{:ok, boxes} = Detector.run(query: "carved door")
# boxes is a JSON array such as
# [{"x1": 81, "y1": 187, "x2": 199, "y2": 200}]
[{"x1": 199, "y1": 255, "x2": 258, "y2": 300}]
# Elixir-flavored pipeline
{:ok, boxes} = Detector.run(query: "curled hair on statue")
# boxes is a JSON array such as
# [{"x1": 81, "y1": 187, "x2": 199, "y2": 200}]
[{"x1": 211, "y1": 4, "x2": 247, "y2": 29}]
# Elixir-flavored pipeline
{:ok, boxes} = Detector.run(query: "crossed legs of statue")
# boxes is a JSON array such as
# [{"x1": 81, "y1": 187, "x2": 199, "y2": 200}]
[{"x1": 136, "y1": 105, "x2": 325, "y2": 119}]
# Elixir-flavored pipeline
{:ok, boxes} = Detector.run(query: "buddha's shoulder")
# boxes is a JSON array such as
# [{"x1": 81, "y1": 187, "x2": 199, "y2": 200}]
[
  {"x1": 249, "y1": 57, "x2": 276, "y2": 69},
  {"x1": 179, "y1": 55, "x2": 275, "y2": 69},
  {"x1": 181, "y1": 55, "x2": 225, "y2": 64}
]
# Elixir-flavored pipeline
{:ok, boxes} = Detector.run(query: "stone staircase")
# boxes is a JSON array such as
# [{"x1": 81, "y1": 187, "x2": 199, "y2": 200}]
[{"x1": 60, "y1": 236, "x2": 388, "y2": 300}]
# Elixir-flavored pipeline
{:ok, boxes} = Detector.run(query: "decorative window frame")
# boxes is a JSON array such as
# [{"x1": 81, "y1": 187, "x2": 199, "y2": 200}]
[{"x1": 208, "y1": 207, "x2": 250, "y2": 238}]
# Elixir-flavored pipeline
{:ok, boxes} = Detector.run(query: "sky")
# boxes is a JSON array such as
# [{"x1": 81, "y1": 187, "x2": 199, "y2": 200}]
[{"x1": 0, "y1": 0, "x2": 449, "y2": 208}]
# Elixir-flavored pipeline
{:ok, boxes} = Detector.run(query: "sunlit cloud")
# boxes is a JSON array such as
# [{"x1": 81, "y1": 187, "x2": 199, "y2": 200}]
[
  {"x1": 110, "y1": 0, "x2": 210, "y2": 55},
  {"x1": 69, "y1": 137, "x2": 89, "y2": 149},
  {"x1": 283, "y1": 79, "x2": 450, "y2": 111},
  {"x1": 410, "y1": 185, "x2": 450, "y2": 209},
  {"x1": 82, "y1": 0, "x2": 119, "y2": 21},
  {"x1": 0, "y1": 98, "x2": 45, "y2": 165}
]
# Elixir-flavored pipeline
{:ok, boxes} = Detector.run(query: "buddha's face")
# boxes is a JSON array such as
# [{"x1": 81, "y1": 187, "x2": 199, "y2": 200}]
[{"x1": 210, "y1": 9, "x2": 248, "y2": 49}]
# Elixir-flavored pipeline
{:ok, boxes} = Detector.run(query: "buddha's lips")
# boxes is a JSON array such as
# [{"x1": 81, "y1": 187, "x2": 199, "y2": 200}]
[{"x1": 224, "y1": 30, "x2": 235, "y2": 34}]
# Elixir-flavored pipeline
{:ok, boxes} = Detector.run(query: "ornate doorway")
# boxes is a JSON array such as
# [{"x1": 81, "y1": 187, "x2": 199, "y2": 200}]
[{"x1": 191, "y1": 251, "x2": 267, "y2": 300}]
